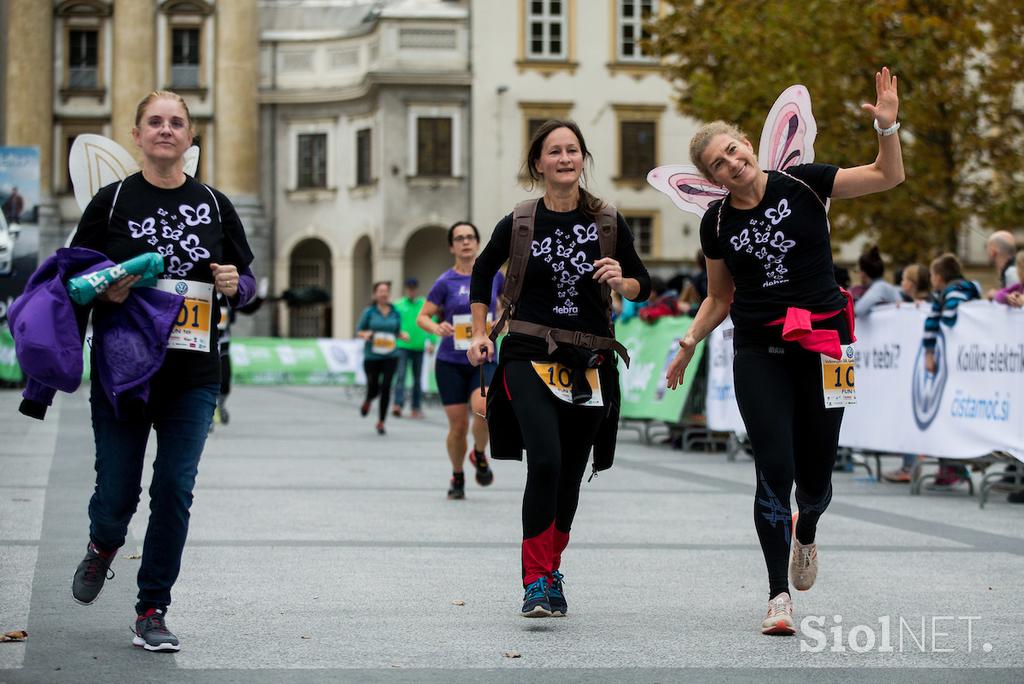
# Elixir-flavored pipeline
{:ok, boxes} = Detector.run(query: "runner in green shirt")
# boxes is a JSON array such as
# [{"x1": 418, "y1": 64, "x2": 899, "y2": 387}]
[{"x1": 393, "y1": 277, "x2": 433, "y2": 417}]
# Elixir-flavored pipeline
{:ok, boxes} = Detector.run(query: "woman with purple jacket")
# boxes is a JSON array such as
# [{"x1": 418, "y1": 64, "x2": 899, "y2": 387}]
[{"x1": 66, "y1": 91, "x2": 256, "y2": 652}]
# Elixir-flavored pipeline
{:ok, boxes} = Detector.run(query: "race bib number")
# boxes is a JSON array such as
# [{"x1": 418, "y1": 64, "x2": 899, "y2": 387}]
[
  {"x1": 821, "y1": 343, "x2": 857, "y2": 408},
  {"x1": 531, "y1": 362, "x2": 603, "y2": 407},
  {"x1": 453, "y1": 314, "x2": 494, "y2": 350},
  {"x1": 371, "y1": 332, "x2": 397, "y2": 356},
  {"x1": 154, "y1": 279, "x2": 213, "y2": 353}
]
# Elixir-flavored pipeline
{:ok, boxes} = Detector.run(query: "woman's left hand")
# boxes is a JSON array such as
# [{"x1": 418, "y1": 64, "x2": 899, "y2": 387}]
[
  {"x1": 211, "y1": 262, "x2": 239, "y2": 297},
  {"x1": 862, "y1": 66, "x2": 899, "y2": 128},
  {"x1": 593, "y1": 257, "x2": 625, "y2": 293}
]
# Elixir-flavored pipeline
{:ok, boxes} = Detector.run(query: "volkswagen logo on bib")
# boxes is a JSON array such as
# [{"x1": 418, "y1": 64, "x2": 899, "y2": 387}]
[
  {"x1": 911, "y1": 332, "x2": 947, "y2": 431},
  {"x1": 175, "y1": 281, "x2": 188, "y2": 295}
]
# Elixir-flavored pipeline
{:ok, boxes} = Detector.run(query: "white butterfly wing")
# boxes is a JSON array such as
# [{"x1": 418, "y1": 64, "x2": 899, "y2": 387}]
[
  {"x1": 68, "y1": 134, "x2": 139, "y2": 212},
  {"x1": 758, "y1": 84, "x2": 817, "y2": 171},
  {"x1": 183, "y1": 145, "x2": 200, "y2": 177},
  {"x1": 646, "y1": 164, "x2": 728, "y2": 219}
]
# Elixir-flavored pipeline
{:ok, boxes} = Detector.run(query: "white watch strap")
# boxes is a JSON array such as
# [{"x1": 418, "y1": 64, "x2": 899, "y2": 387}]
[{"x1": 873, "y1": 119, "x2": 901, "y2": 136}]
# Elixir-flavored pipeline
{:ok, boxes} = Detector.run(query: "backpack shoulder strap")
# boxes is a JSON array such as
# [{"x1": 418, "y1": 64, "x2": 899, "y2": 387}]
[
  {"x1": 597, "y1": 203, "x2": 618, "y2": 328},
  {"x1": 490, "y1": 198, "x2": 537, "y2": 341}
]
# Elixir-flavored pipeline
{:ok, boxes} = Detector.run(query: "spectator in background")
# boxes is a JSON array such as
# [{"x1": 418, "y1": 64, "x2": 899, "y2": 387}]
[
  {"x1": 678, "y1": 249, "x2": 708, "y2": 317},
  {"x1": 993, "y1": 251, "x2": 1024, "y2": 308},
  {"x1": 923, "y1": 253, "x2": 980, "y2": 488},
  {"x1": 392, "y1": 277, "x2": 431, "y2": 419},
  {"x1": 986, "y1": 230, "x2": 1019, "y2": 296},
  {"x1": 639, "y1": 276, "x2": 681, "y2": 323},
  {"x1": 854, "y1": 245, "x2": 902, "y2": 317},
  {"x1": 2, "y1": 186, "x2": 24, "y2": 223},
  {"x1": 833, "y1": 264, "x2": 852, "y2": 290},
  {"x1": 899, "y1": 263, "x2": 932, "y2": 303}
]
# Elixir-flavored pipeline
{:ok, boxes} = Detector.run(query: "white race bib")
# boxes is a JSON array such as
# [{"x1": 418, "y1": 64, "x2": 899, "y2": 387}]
[
  {"x1": 453, "y1": 313, "x2": 494, "y2": 351},
  {"x1": 154, "y1": 279, "x2": 214, "y2": 353},
  {"x1": 531, "y1": 361, "x2": 603, "y2": 407},
  {"x1": 371, "y1": 332, "x2": 397, "y2": 356},
  {"x1": 821, "y1": 343, "x2": 857, "y2": 408}
]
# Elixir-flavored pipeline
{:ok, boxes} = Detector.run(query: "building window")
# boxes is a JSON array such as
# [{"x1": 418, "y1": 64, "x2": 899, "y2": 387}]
[
  {"x1": 625, "y1": 214, "x2": 655, "y2": 256},
  {"x1": 356, "y1": 128, "x2": 372, "y2": 186},
  {"x1": 68, "y1": 30, "x2": 98, "y2": 89},
  {"x1": 518, "y1": 101, "x2": 573, "y2": 153},
  {"x1": 526, "y1": 0, "x2": 566, "y2": 59},
  {"x1": 297, "y1": 133, "x2": 328, "y2": 189},
  {"x1": 617, "y1": 0, "x2": 657, "y2": 62},
  {"x1": 171, "y1": 28, "x2": 201, "y2": 88},
  {"x1": 416, "y1": 117, "x2": 452, "y2": 177},
  {"x1": 620, "y1": 121, "x2": 656, "y2": 179}
]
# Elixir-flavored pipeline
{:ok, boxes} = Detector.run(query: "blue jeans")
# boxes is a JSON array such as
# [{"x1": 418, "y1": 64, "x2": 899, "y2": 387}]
[
  {"x1": 393, "y1": 348, "x2": 424, "y2": 410},
  {"x1": 88, "y1": 381, "x2": 218, "y2": 614}
]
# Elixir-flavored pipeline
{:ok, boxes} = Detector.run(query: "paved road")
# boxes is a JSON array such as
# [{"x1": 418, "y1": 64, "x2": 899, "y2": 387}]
[{"x1": 1, "y1": 385, "x2": 1022, "y2": 683}]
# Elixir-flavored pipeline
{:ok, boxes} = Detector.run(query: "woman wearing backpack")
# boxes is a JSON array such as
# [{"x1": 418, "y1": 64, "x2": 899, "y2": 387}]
[{"x1": 467, "y1": 120, "x2": 650, "y2": 618}]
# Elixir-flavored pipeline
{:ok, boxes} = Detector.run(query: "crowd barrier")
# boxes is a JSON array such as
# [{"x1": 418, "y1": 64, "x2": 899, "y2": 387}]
[{"x1": 706, "y1": 302, "x2": 1024, "y2": 463}]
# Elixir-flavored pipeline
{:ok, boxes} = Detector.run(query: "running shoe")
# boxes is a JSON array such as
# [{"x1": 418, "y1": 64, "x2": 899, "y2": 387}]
[
  {"x1": 881, "y1": 468, "x2": 912, "y2": 483},
  {"x1": 359, "y1": 401, "x2": 370, "y2": 417},
  {"x1": 72, "y1": 542, "x2": 117, "y2": 605},
  {"x1": 761, "y1": 592, "x2": 796, "y2": 635},
  {"x1": 447, "y1": 475, "x2": 465, "y2": 500},
  {"x1": 548, "y1": 570, "x2": 567, "y2": 617},
  {"x1": 789, "y1": 534, "x2": 818, "y2": 592},
  {"x1": 392, "y1": 406, "x2": 402, "y2": 418},
  {"x1": 410, "y1": 409, "x2": 424, "y2": 419},
  {"x1": 375, "y1": 421, "x2": 386, "y2": 435},
  {"x1": 469, "y1": 449, "x2": 494, "y2": 486},
  {"x1": 521, "y1": 577, "x2": 552, "y2": 618},
  {"x1": 132, "y1": 608, "x2": 180, "y2": 652}
]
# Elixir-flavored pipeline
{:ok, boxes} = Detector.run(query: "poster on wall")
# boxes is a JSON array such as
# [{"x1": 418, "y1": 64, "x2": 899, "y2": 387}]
[{"x1": 0, "y1": 147, "x2": 41, "y2": 383}]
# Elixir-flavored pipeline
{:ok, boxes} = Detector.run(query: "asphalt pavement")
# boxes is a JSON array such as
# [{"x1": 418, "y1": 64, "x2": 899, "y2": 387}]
[{"x1": 1, "y1": 385, "x2": 1022, "y2": 683}]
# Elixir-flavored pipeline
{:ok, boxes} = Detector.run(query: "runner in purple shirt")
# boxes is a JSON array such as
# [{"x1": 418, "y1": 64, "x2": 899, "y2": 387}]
[{"x1": 418, "y1": 221, "x2": 504, "y2": 500}]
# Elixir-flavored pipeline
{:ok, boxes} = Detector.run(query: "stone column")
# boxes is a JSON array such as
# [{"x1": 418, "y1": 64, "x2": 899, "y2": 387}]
[
  {"x1": 4, "y1": 0, "x2": 58, "y2": 253},
  {"x1": 111, "y1": 0, "x2": 156, "y2": 154},
  {"x1": 215, "y1": 0, "x2": 271, "y2": 336}
]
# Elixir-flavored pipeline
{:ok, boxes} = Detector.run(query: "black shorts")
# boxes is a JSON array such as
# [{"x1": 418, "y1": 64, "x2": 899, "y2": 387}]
[{"x1": 435, "y1": 359, "x2": 496, "y2": 406}]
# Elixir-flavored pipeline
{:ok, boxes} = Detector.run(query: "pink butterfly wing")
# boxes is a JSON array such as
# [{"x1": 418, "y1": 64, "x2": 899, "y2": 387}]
[
  {"x1": 758, "y1": 85, "x2": 817, "y2": 171},
  {"x1": 647, "y1": 164, "x2": 728, "y2": 219}
]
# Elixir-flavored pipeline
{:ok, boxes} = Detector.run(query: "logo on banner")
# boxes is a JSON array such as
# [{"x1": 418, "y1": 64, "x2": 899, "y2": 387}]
[{"x1": 912, "y1": 333, "x2": 948, "y2": 431}]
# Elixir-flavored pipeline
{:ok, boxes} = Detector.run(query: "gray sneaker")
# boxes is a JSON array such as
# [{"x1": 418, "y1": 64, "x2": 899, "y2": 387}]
[
  {"x1": 133, "y1": 609, "x2": 180, "y2": 652},
  {"x1": 71, "y1": 542, "x2": 117, "y2": 605}
]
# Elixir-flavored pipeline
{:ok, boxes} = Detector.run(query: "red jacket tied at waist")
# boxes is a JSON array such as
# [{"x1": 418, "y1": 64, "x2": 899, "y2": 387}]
[{"x1": 766, "y1": 290, "x2": 856, "y2": 360}]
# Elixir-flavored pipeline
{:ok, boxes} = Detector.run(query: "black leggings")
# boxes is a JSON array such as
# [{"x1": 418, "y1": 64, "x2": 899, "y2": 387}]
[
  {"x1": 504, "y1": 361, "x2": 604, "y2": 586},
  {"x1": 364, "y1": 357, "x2": 399, "y2": 422},
  {"x1": 733, "y1": 339, "x2": 843, "y2": 600}
]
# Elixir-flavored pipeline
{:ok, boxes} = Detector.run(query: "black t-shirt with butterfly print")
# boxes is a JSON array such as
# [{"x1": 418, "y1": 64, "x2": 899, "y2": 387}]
[
  {"x1": 472, "y1": 200, "x2": 651, "y2": 362},
  {"x1": 700, "y1": 163, "x2": 846, "y2": 332},
  {"x1": 71, "y1": 172, "x2": 255, "y2": 390}
]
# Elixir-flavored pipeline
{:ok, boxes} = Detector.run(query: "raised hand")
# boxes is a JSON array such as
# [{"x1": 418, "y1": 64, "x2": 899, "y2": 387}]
[{"x1": 861, "y1": 66, "x2": 899, "y2": 129}]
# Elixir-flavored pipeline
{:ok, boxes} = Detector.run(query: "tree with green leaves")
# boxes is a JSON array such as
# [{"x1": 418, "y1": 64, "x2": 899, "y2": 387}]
[{"x1": 648, "y1": 0, "x2": 1024, "y2": 265}]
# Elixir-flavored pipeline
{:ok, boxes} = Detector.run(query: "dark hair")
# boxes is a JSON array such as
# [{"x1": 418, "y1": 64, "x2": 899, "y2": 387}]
[
  {"x1": 858, "y1": 245, "x2": 885, "y2": 280},
  {"x1": 833, "y1": 265, "x2": 852, "y2": 289},
  {"x1": 371, "y1": 280, "x2": 391, "y2": 294},
  {"x1": 521, "y1": 119, "x2": 605, "y2": 220},
  {"x1": 447, "y1": 221, "x2": 479, "y2": 246},
  {"x1": 930, "y1": 253, "x2": 963, "y2": 284}
]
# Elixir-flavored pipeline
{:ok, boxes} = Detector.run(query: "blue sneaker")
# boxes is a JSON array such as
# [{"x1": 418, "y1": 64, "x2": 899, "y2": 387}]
[
  {"x1": 548, "y1": 570, "x2": 567, "y2": 617},
  {"x1": 520, "y1": 577, "x2": 552, "y2": 617}
]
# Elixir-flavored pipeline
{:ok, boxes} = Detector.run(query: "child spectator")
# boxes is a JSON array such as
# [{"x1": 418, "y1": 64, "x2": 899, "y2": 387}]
[{"x1": 854, "y1": 245, "x2": 903, "y2": 317}]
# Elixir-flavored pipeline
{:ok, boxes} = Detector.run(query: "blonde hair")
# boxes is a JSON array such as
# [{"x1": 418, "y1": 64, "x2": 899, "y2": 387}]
[
  {"x1": 689, "y1": 121, "x2": 746, "y2": 180},
  {"x1": 1016, "y1": 250, "x2": 1024, "y2": 275},
  {"x1": 134, "y1": 90, "x2": 193, "y2": 131}
]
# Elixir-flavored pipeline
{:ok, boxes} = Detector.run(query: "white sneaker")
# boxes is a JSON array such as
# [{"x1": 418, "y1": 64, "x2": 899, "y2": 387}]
[
  {"x1": 790, "y1": 537, "x2": 818, "y2": 591},
  {"x1": 761, "y1": 592, "x2": 796, "y2": 635}
]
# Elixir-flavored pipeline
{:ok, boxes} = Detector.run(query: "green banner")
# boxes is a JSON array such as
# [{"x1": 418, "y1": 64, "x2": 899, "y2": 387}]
[
  {"x1": 0, "y1": 323, "x2": 22, "y2": 384},
  {"x1": 615, "y1": 316, "x2": 705, "y2": 422}
]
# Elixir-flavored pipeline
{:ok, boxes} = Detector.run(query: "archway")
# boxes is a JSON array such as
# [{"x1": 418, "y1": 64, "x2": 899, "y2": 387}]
[
  {"x1": 288, "y1": 238, "x2": 332, "y2": 338},
  {"x1": 351, "y1": 235, "x2": 373, "y2": 332},
  {"x1": 402, "y1": 225, "x2": 450, "y2": 293}
]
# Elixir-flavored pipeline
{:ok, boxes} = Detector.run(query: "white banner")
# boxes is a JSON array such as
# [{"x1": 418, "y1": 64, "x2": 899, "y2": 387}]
[{"x1": 706, "y1": 303, "x2": 1024, "y2": 462}]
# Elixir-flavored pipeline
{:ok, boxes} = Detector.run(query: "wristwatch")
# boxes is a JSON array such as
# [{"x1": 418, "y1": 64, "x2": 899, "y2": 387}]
[{"x1": 873, "y1": 119, "x2": 901, "y2": 137}]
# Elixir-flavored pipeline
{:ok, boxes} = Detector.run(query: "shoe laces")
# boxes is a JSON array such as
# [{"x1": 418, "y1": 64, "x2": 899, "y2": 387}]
[
  {"x1": 472, "y1": 450, "x2": 489, "y2": 469},
  {"x1": 84, "y1": 548, "x2": 115, "y2": 583},
  {"x1": 793, "y1": 543, "x2": 815, "y2": 569},
  {"x1": 524, "y1": 578, "x2": 547, "y2": 601},
  {"x1": 140, "y1": 610, "x2": 171, "y2": 636},
  {"x1": 549, "y1": 570, "x2": 565, "y2": 595},
  {"x1": 767, "y1": 594, "x2": 793, "y2": 618}
]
